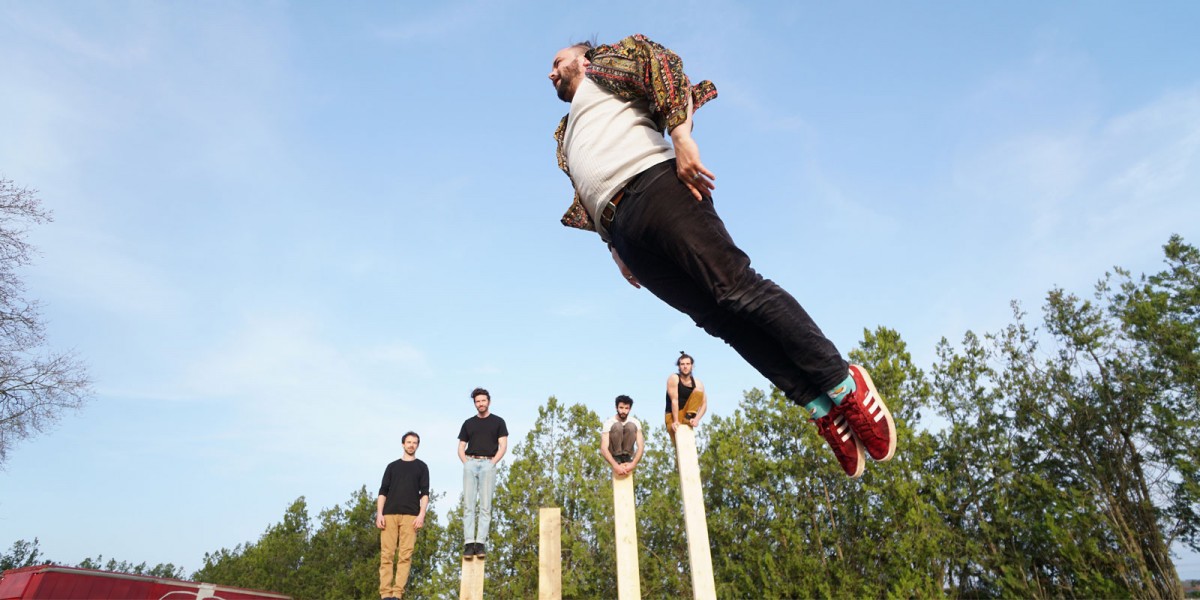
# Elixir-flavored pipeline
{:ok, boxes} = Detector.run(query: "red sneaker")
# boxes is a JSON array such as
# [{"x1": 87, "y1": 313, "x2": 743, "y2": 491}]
[
  {"x1": 813, "y1": 407, "x2": 865, "y2": 478},
  {"x1": 840, "y1": 365, "x2": 896, "y2": 462}
]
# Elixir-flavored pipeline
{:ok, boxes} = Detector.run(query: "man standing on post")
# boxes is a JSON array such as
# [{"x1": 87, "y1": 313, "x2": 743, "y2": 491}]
[
  {"x1": 547, "y1": 34, "x2": 897, "y2": 478},
  {"x1": 666, "y1": 351, "x2": 707, "y2": 445},
  {"x1": 601, "y1": 394, "x2": 644, "y2": 477},
  {"x1": 376, "y1": 431, "x2": 429, "y2": 600},
  {"x1": 457, "y1": 387, "x2": 508, "y2": 559}
]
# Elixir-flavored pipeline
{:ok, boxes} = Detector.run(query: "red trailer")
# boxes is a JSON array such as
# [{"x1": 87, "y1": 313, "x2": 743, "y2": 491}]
[{"x1": 0, "y1": 565, "x2": 290, "y2": 600}]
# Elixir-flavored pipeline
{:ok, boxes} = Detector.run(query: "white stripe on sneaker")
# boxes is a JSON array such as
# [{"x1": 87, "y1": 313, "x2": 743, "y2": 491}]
[
  {"x1": 863, "y1": 392, "x2": 885, "y2": 421},
  {"x1": 834, "y1": 415, "x2": 851, "y2": 440}
]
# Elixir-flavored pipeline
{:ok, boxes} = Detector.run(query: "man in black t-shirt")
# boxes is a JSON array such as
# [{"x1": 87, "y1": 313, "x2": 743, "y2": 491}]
[
  {"x1": 376, "y1": 431, "x2": 429, "y2": 600},
  {"x1": 456, "y1": 387, "x2": 508, "y2": 559}
]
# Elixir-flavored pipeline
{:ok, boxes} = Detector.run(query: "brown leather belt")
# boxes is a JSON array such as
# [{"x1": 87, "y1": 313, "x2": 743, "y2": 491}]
[
  {"x1": 599, "y1": 190, "x2": 625, "y2": 230},
  {"x1": 598, "y1": 161, "x2": 678, "y2": 231}
]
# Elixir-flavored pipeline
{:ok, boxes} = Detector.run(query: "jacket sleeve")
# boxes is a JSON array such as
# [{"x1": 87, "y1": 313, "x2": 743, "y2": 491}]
[{"x1": 587, "y1": 34, "x2": 718, "y2": 133}]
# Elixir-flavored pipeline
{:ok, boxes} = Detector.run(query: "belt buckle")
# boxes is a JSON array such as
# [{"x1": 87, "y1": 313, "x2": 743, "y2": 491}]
[
  {"x1": 600, "y1": 190, "x2": 624, "y2": 228},
  {"x1": 600, "y1": 201, "x2": 617, "y2": 227}
]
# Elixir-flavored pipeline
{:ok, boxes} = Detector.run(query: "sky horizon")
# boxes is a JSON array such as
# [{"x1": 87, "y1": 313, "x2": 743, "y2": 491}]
[{"x1": 2, "y1": 0, "x2": 1198, "y2": 581}]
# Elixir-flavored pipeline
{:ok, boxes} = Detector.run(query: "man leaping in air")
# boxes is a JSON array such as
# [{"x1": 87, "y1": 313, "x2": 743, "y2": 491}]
[{"x1": 547, "y1": 34, "x2": 896, "y2": 478}]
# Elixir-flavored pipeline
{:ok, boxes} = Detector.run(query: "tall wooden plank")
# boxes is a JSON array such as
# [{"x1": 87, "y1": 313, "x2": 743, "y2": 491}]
[
  {"x1": 459, "y1": 556, "x2": 484, "y2": 600},
  {"x1": 674, "y1": 424, "x2": 717, "y2": 600},
  {"x1": 612, "y1": 474, "x2": 642, "y2": 599},
  {"x1": 539, "y1": 507, "x2": 562, "y2": 600}
]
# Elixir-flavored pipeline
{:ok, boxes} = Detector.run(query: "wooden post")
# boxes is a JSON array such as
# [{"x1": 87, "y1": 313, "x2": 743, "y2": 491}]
[
  {"x1": 459, "y1": 555, "x2": 485, "y2": 600},
  {"x1": 539, "y1": 507, "x2": 562, "y2": 600},
  {"x1": 612, "y1": 473, "x2": 642, "y2": 599},
  {"x1": 674, "y1": 424, "x2": 717, "y2": 600}
]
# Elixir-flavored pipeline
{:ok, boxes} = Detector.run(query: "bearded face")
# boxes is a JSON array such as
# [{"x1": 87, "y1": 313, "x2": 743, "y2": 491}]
[
  {"x1": 549, "y1": 47, "x2": 587, "y2": 102},
  {"x1": 555, "y1": 59, "x2": 582, "y2": 101}
]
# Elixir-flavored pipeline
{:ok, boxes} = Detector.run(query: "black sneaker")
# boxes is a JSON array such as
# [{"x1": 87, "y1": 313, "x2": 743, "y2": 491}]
[
  {"x1": 463, "y1": 543, "x2": 475, "y2": 559},
  {"x1": 475, "y1": 543, "x2": 486, "y2": 558}
]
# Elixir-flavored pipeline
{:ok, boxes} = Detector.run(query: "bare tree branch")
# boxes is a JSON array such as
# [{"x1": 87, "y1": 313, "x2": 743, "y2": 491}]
[{"x1": 0, "y1": 177, "x2": 92, "y2": 466}]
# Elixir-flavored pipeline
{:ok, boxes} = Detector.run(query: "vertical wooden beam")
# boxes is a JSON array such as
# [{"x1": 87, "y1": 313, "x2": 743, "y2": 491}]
[
  {"x1": 612, "y1": 474, "x2": 642, "y2": 599},
  {"x1": 674, "y1": 424, "x2": 717, "y2": 600},
  {"x1": 459, "y1": 555, "x2": 484, "y2": 600},
  {"x1": 539, "y1": 507, "x2": 562, "y2": 600}
]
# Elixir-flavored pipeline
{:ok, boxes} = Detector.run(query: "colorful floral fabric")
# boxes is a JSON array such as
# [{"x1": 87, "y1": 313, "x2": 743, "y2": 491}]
[{"x1": 554, "y1": 34, "x2": 718, "y2": 232}]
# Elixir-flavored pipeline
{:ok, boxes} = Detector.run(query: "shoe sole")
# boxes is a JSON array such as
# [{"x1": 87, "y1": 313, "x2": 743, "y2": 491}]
[
  {"x1": 852, "y1": 365, "x2": 897, "y2": 462},
  {"x1": 847, "y1": 429, "x2": 866, "y2": 478}
]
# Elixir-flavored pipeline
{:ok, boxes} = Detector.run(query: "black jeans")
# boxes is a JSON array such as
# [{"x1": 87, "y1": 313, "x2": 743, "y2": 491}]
[{"x1": 609, "y1": 160, "x2": 848, "y2": 404}]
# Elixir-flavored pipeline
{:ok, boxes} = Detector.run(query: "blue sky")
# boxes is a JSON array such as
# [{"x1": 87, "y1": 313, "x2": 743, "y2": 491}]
[{"x1": 2, "y1": 0, "x2": 1198, "y2": 579}]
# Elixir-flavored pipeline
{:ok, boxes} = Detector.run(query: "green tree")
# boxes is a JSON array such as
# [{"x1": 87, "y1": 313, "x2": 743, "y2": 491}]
[
  {"x1": 925, "y1": 235, "x2": 1199, "y2": 598},
  {"x1": 194, "y1": 496, "x2": 312, "y2": 596},
  {"x1": 193, "y1": 488, "x2": 453, "y2": 599},
  {"x1": 75, "y1": 556, "x2": 185, "y2": 579},
  {"x1": 295, "y1": 486, "x2": 451, "y2": 599},
  {"x1": 294, "y1": 488, "x2": 375, "y2": 598},
  {"x1": 0, "y1": 538, "x2": 47, "y2": 571},
  {"x1": 701, "y1": 326, "x2": 945, "y2": 599}
]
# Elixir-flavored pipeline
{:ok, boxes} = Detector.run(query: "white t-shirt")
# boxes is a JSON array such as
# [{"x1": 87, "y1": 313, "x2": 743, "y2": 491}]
[{"x1": 562, "y1": 77, "x2": 674, "y2": 234}]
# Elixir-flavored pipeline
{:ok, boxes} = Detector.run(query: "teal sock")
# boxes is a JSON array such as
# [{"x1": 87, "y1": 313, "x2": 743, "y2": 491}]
[
  {"x1": 804, "y1": 395, "x2": 833, "y2": 419},
  {"x1": 826, "y1": 374, "x2": 856, "y2": 405}
]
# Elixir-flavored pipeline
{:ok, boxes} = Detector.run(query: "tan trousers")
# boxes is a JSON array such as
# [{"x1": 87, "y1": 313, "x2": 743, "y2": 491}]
[
  {"x1": 665, "y1": 390, "x2": 705, "y2": 444},
  {"x1": 379, "y1": 514, "x2": 417, "y2": 598}
]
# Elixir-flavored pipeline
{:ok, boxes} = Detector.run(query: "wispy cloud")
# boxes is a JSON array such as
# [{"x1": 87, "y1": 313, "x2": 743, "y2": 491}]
[
  {"x1": 954, "y1": 85, "x2": 1200, "y2": 247},
  {"x1": 174, "y1": 312, "x2": 438, "y2": 469},
  {"x1": 1105, "y1": 87, "x2": 1200, "y2": 201}
]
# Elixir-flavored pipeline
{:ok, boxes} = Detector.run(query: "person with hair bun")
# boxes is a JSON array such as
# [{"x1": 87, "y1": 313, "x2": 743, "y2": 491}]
[{"x1": 665, "y1": 351, "x2": 706, "y2": 444}]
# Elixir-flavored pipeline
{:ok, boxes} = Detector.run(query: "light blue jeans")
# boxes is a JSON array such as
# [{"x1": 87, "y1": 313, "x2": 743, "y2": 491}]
[{"x1": 462, "y1": 457, "x2": 497, "y2": 545}]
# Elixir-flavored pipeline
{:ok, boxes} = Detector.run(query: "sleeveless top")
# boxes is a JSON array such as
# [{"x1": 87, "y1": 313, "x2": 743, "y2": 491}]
[{"x1": 665, "y1": 377, "x2": 696, "y2": 414}]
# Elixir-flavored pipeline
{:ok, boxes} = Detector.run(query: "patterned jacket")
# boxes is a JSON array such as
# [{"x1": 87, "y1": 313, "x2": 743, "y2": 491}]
[{"x1": 554, "y1": 34, "x2": 718, "y2": 233}]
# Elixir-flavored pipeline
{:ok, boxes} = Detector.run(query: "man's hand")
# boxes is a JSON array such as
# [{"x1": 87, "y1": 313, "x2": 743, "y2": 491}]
[
  {"x1": 612, "y1": 463, "x2": 632, "y2": 477},
  {"x1": 414, "y1": 515, "x2": 426, "y2": 530},
  {"x1": 671, "y1": 129, "x2": 715, "y2": 201},
  {"x1": 611, "y1": 245, "x2": 640, "y2": 288},
  {"x1": 689, "y1": 415, "x2": 701, "y2": 428},
  {"x1": 375, "y1": 514, "x2": 386, "y2": 529}
]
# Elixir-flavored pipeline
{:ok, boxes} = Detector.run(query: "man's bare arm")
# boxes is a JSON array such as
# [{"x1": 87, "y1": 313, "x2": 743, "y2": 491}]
[
  {"x1": 375, "y1": 495, "x2": 387, "y2": 529},
  {"x1": 493, "y1": 436, "x2": 508, "y2": 464},
  {"x1": 670, "y1": 95, "x2": 715, "y2": 201}
]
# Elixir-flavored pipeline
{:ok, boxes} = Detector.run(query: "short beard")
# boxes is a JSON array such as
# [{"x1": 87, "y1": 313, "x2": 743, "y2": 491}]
[{"x1": 556, "y1": 63, "x2": 581, "y2": 101}]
